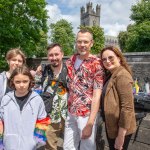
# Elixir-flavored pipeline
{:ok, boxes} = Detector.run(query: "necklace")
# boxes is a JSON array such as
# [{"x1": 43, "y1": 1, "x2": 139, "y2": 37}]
[
  {"x1": 53, "y1": 73, "x2": 59, "y2": 79},
  {"x1": 52, "y1": 64, "x2": 62, "y2": 79}
]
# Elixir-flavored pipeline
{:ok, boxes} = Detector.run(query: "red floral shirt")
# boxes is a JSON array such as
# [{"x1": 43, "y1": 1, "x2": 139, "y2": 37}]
[{"x1": 66, "y1": 54, "x2": 104, "y2": 116}]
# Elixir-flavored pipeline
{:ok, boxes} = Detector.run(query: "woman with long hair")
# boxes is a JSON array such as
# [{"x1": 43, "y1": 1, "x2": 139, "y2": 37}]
[{"x1": 100, "y1": 46, "x2": 136, "y2": 150}]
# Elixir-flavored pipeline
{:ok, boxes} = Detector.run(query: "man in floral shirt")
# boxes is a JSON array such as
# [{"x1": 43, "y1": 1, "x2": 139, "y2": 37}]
[
  {"x1": 37, "y1": 43, "x2": 68, "y2": 150},
  {"x1": 63, "y1": 29, "x2": 104, "y2": 150}
]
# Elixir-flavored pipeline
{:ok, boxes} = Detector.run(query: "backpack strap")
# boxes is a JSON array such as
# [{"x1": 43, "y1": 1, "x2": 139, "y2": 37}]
[
  {"x1": 41, "y1": 63, "x2": 68, "y2": 90},
  {"x1": 43, "y1": 74, "x2": 59, "y2": 102},
  {"x1": 58, "y1": 63, "x2": 68, "y2": 90},
  {"x1": 41, "y1": 64, "x2": 52, "y2": 86}
]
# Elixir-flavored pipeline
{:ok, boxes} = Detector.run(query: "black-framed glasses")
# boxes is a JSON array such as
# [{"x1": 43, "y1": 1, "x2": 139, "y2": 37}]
[{"x1": 102, "y1": 56, "x2": 115, "y2": 63}]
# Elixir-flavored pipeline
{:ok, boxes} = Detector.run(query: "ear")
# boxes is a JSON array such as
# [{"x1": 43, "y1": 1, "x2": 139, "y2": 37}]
[
  {"x1": 90, "y1": 40, "x2": 94, "y2": 48},
  {"x1": 62, "y1": 51, "x2": 64, "y2": 57},
  {"x1": 7, "y1": 60, "x2": 9, "y2": 65}
]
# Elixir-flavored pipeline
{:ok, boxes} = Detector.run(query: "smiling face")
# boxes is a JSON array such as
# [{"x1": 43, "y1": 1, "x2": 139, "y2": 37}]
[
  {"x1": 47, "y1": 46, "x2": 63, "y2": 68},
  {"x1": 101, "y1": 50, "x2": 121, "y2": 72},
  {"x1": 76, "y1": 32, "x2": 93, "y2": 56},
  {"x1": 13, "y1": 74, "x2": 30, "y2": 96},
  {"x1": 8, "y1": 54, "x2": 23, "y2": 72}
]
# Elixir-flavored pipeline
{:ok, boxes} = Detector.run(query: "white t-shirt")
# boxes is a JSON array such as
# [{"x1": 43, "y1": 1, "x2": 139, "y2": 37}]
[{"x1": 74, "y1": 57, "x2": 83, "y2": 70}]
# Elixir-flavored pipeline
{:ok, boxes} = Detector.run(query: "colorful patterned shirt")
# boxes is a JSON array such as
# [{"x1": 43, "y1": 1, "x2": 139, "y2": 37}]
[
  {"x1": 66, "y1": 54, "x2": 104, "y2": 116},
  {"x1": 42, "y1": 76, "x2": 68, "y2": 123}
]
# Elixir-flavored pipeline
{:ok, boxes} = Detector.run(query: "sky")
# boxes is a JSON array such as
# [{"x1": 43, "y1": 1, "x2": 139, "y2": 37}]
[{"x1": 46, "y1": 0, "x2": 138, "y2": 37}]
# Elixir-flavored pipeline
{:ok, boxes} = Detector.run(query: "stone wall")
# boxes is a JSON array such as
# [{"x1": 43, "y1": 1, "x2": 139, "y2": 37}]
[
  {"x1": 27, "y1": 52, "x2": 150, "y2": 90},
  {"x1": 124, "y1": 52, "x2": 150, "y2": 91}
]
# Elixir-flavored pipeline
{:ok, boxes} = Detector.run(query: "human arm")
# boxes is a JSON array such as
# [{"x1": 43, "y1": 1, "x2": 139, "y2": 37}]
[
  {"x1": 36, "y1": 65, "x2": 42, "y2": 75},
  {"x1": 34, "y1": 97, "x2": 50, "y2": 148},
  {"x1": 115, "y1": 74, "x2": 134, "y2": 149},
  {"x1": 0, "y1": 100, "x2": 4, "y2": 149},
  {"x1": 115, "y1": 127, "x2": 127, "y2": 150},
  {"x1": 0, "y1": 73, "x2": 6, "y2": 102},
  {"x1": 37, "y1": 97, "x2": 47, "y2": 120},
  {"x1": 81, "y1": 88, "x2": 102, "y2": 139},
  {"x1": 81, "y1": 60, "x2": 104, "y2": 139}
]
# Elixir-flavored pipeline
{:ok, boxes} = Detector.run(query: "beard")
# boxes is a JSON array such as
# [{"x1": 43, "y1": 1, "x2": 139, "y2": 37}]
[
  {"x1": 50, "y1": 60, "x2": 60, "y2": 67},
  {"x1": 77, "y1": 47, "x2": 88, "y2": 56},
  {"x1": 78, "y1": 51, "x2": 87, "y2": 56},
  {"x1": 51, "y1": 63, "x2": 59, "y2": 67}
]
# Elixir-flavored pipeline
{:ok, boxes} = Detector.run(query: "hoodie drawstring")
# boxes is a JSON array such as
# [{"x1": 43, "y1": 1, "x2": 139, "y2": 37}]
[{"x1": 29, "y1": 102, "x2": 34, "y2": 115}]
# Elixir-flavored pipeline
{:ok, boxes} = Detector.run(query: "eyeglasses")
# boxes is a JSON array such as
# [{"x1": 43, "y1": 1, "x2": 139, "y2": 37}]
[
  {"x1": 76, "y1": 40, "x2": 91, "y2": 45},
  {"x1": 102, "y1": 56, "x2": 115, "y2": 63}
]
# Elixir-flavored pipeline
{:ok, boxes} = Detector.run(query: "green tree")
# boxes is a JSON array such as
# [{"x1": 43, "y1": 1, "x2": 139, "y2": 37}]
[
  {"x1": 0, "y1": 0, "x2": 48, "y2": 58},
  {"x1": 50, "y1": 19, "x2": 75, "y2": 56},
  {"x1": 118, "y1": 31, "x2": 128, "y2": 52},
  {"x1": 126, "y1": 21, "x2": 150, "y2": 52},
  {"x1": 130, "y1": 0, "x2": 150, "y2": 24},
  {"x1": 80, "y1": 26, "x2": 104, "y2": 54},
  {"x1": 35, "y1": 30, "x2": 48, "y2": 57},
  {"x1": 118, "y1": 0, "x2": 150, "y2": 52}
]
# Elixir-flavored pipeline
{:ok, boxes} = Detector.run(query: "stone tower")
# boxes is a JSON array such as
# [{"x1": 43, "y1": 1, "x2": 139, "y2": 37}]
[{"x1": 80, "y1": 2, "x2": 101, "y2": 27}]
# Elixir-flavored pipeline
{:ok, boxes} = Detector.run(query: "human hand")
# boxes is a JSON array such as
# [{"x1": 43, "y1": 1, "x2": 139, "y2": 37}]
[
  {"x1": 36, "y1": 65, "x2": 42, "y2": 75},
  {"x1": 0, "y1": 120, "x2": 3, "y2": 135},
  {"x1": 81, "y1": 124, "x2": 93, "y2": 139},
  {"x1": 114, "y1": 135, "x2": 125, "y2": 150}
]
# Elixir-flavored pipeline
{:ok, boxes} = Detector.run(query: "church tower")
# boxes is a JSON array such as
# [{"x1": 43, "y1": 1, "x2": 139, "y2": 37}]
[{"x1": 80, "y1": 2, "x2": 101, "y2": 27}]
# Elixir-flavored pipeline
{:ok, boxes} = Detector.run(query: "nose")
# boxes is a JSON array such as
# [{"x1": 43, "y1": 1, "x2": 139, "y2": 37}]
[
  {"x1": 53, "y1": 55, "x2": 56, "y2": 59},
  {"x1": 15, "y1": 60, "x2": 19, "y2": 65},
  {"x1": 80, "y1": 42, "x2": 85, "y2": 46},
  {"x1": 106, "y1": 58, "x2": 111, "y2": 63},
  {"x1": 20, "y1": 82, "x2": 24, "y2": 87}
]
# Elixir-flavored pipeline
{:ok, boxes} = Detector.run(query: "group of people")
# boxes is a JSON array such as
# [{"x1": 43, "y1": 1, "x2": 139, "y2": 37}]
[{"x1": 0, "y1": 29, "x2": 136, "y2": 150}]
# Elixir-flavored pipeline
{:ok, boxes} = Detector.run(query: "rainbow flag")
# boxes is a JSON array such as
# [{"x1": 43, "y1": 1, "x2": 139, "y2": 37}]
[
  {"x1": 34, "y1": 117, "x2": 51, "y2": 148},
  {"x1": 134, "y1": 79, "x2": 140, "y2": 94},
  {"x1": 0, "y1": 120, "x2": 4, "y2": 150}
]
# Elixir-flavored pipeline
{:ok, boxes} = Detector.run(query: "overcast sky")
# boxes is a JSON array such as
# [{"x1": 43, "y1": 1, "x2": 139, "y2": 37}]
[{"x1": 46, "y1": 0, "x2": 137, "y2": 37}]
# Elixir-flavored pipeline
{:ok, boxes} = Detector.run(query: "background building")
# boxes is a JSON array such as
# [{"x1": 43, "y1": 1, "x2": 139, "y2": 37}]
[
  {"x1": 80, "y1": 2, "x2": 100, "y2": 27},
  {"x1": 80, "y1": 2, "x2": 119, "y2": 48},
  {"x1": 105, "y1": 35, "x2": 119, "y2": 48}
]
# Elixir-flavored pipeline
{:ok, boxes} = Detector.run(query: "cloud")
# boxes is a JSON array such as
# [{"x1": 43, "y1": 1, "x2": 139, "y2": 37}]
[
  {"x1": 46, "y1": 4, "x2": 62, "y2": 24},
  {"x1": 46, "y1": 4, "x2": 80, "y2": 34},
  {"x1": 46, "y1": 0, "x2": 137, "y2": 37},
  {"x1": 103, "y1": 23, "x2": 127, "y2": 36}
]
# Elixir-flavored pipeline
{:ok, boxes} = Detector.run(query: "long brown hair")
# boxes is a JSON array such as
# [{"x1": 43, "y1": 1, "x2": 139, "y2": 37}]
[
  {"x1": 9, "y1": 65, "x2": 34, "y2": 90},
  {"x1": 100, "y1": 46, "x2": 132, "y2": 75}
]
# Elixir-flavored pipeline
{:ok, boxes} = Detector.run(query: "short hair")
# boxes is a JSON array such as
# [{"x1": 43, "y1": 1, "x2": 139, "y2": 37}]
[
  {"x1": 77, "y1": 29, "x2": 93, "y2": 40},
  {"x1": 9, "y1": 65, "x2": 34, "y2": 90},
  {"x1": 6, "y1": 48, "x2": 26, "y2": 64},
  {"x1": 100, "y1": 46, "x2": 132, "y2": 75},
  {"x1": 47, "y1": 43, "x2": 63, "y2": 53}
]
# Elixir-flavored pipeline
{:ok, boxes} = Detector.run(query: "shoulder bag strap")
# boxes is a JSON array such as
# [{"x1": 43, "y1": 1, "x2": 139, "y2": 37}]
[{"x1": 43, "y1": 72, "x2": 60, "y2": 101}]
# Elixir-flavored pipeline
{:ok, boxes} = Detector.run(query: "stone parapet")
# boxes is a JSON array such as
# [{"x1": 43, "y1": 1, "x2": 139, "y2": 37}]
[{"x1": 26, "y1": 52, "x2": 150, "y2": 91}]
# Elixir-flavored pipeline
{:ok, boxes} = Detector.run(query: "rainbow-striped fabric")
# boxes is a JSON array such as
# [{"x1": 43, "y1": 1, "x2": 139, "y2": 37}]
[
  {"x1": 34, "y1": 117, "x2": 51, "y2": 148},
  {"x1": 0, "y1": 120, "x2": 4, "y2": 150}
]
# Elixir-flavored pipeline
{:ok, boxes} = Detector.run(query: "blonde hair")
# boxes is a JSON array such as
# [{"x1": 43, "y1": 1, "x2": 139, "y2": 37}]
[{"x1": 6, "y1": 48, "x2": 26, "y2": 64}]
